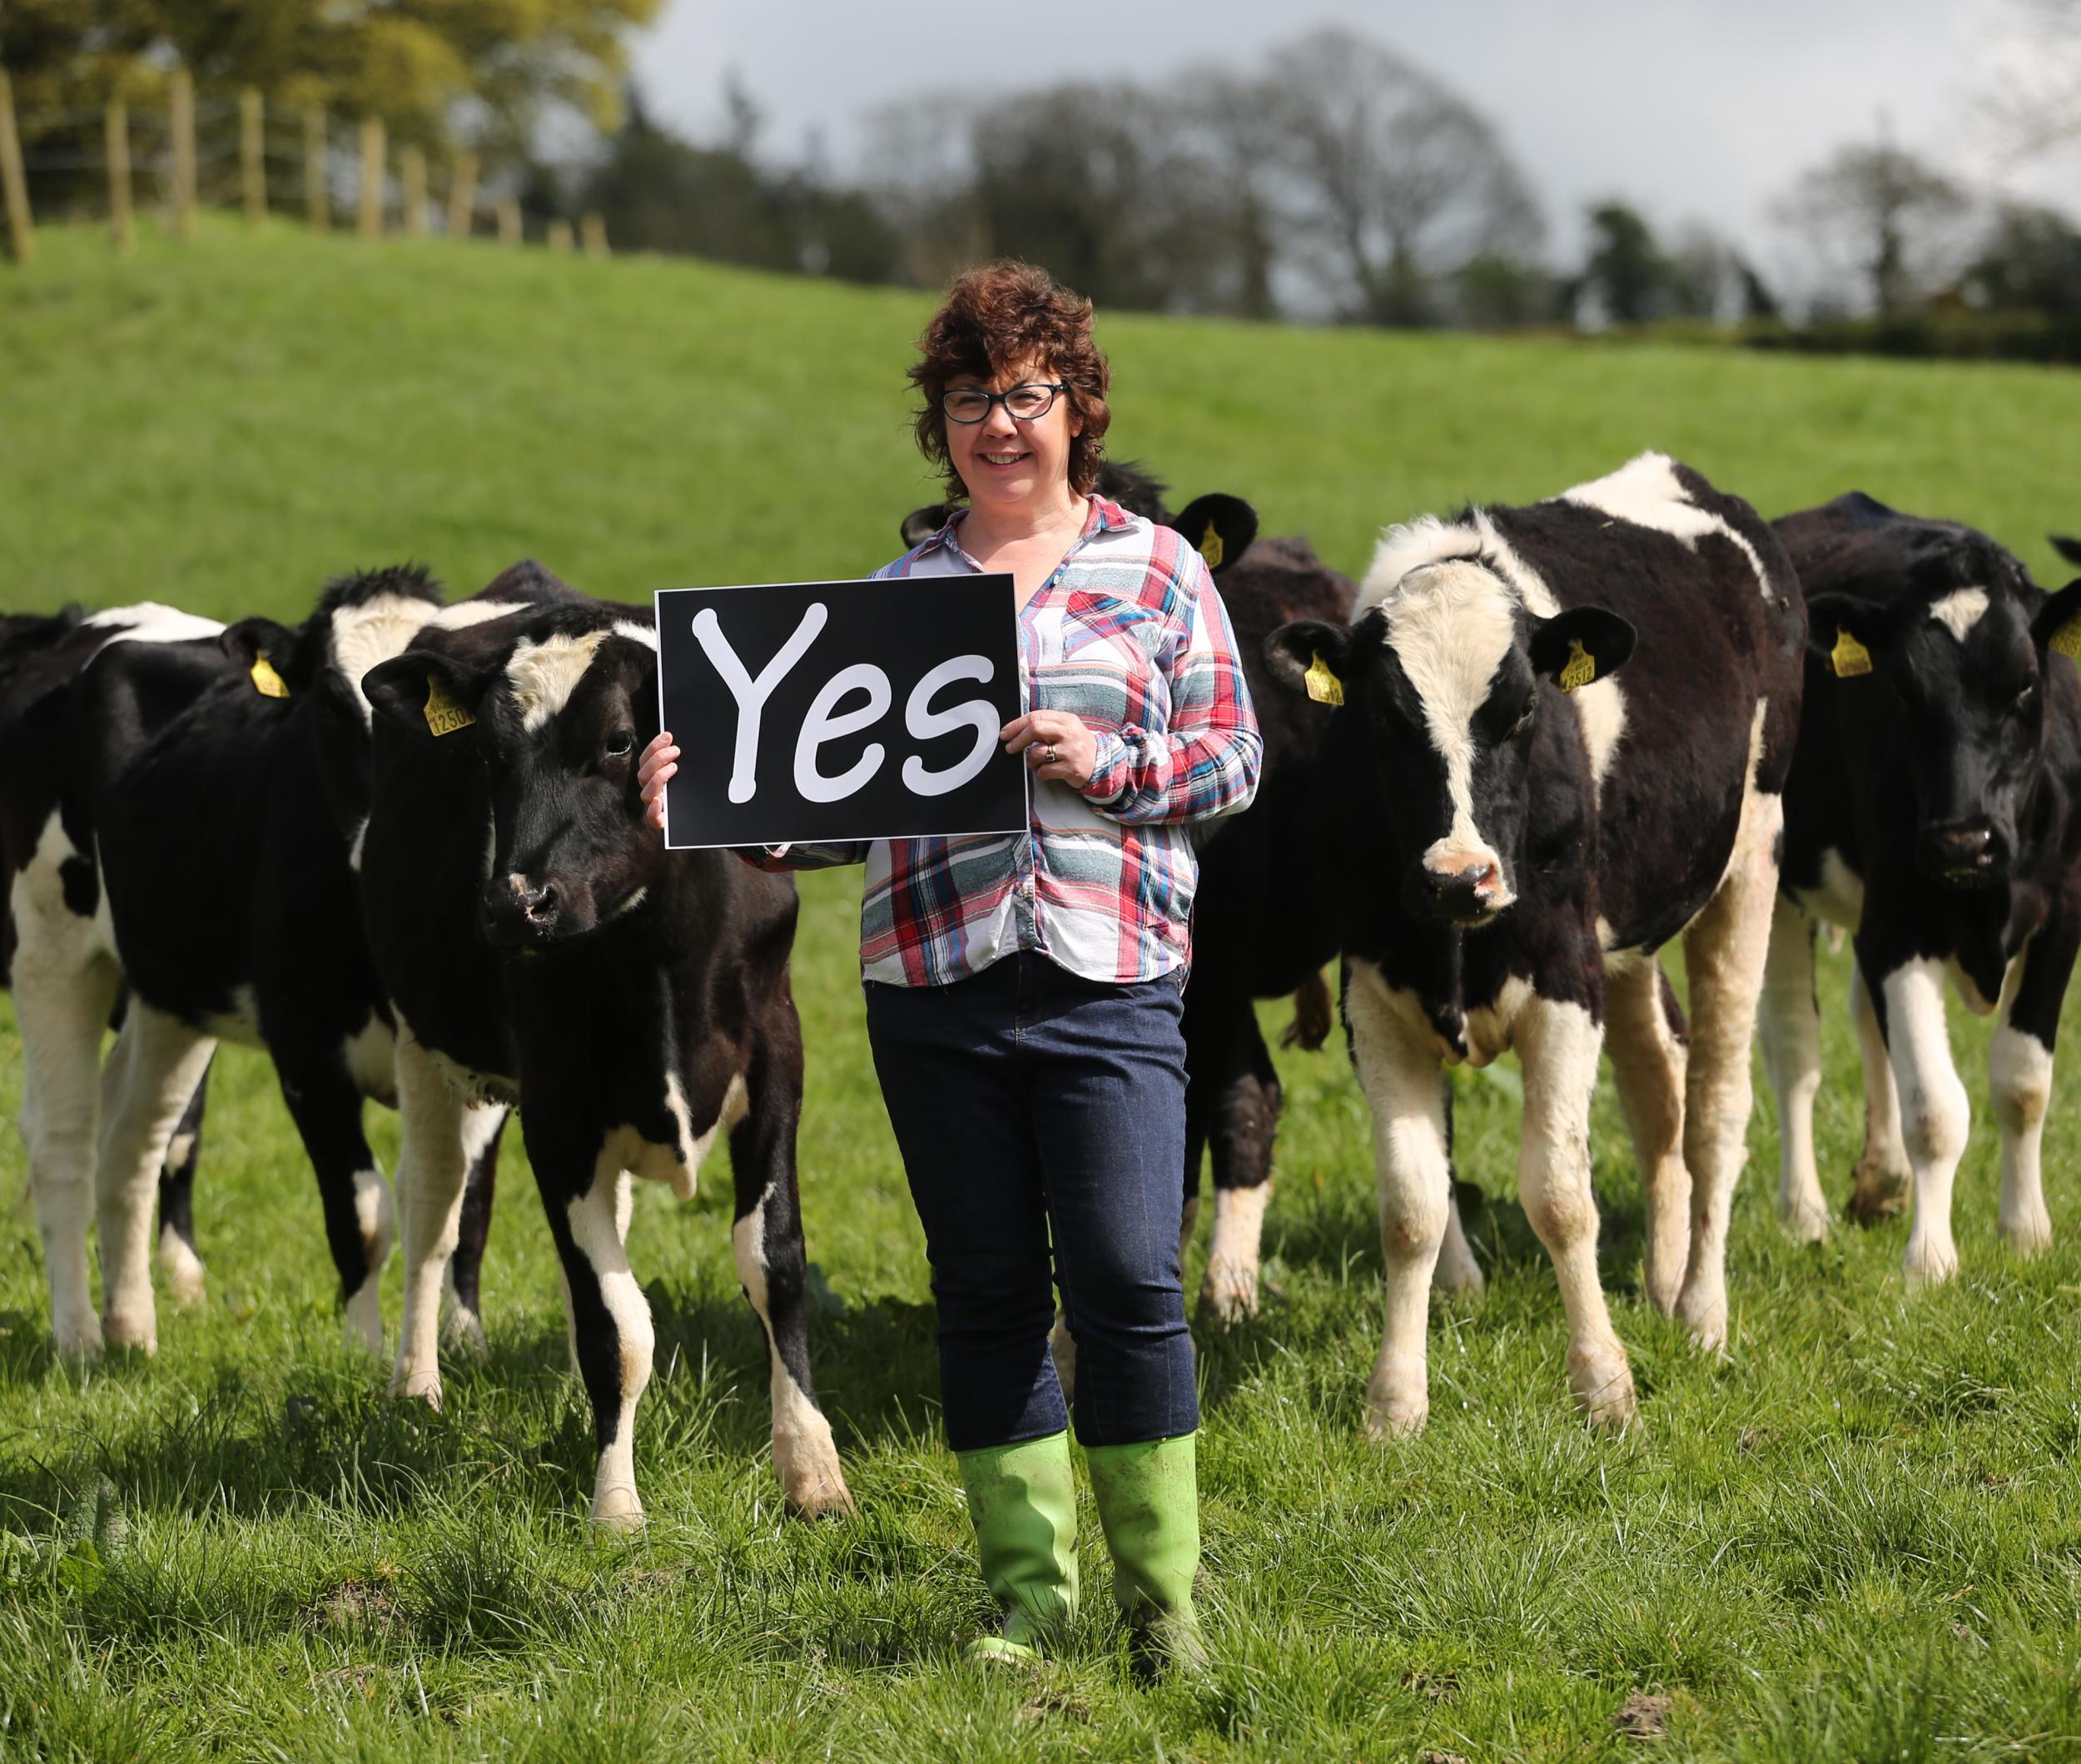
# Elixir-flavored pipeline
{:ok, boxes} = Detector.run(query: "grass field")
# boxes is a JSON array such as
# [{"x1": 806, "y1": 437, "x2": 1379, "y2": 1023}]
[{"x1": 5, "y1": 219, "x2": 2081, "y2": 1762}]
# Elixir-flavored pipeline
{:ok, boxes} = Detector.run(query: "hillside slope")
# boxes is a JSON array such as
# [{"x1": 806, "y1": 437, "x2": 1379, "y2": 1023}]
[{"x1": 2, "y1": 218, "x2": 2076, "y2": 619}]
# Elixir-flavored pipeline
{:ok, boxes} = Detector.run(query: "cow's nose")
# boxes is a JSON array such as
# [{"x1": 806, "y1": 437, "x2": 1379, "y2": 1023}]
[
  {"x1": 1919, "y1": 819, "x2": 1995, "y2": 878},
  {"x1": 519, "y1": 881, "x2": 559, "y2": 924},
  {"x1": 1417, "y1": 862, "x2": 1497, "y2": 922},
  {"x1": 480, "y1": 876, "x2": 559, "y2": 946}
]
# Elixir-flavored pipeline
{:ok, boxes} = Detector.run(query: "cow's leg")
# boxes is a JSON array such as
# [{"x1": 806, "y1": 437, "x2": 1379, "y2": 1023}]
[
  {"x1": 1517, "y1": 992, "x2": 1636, "y2": 1427},
  {"x1": 155, "y1": 1059, "x2": 210, "y2": 1307},
  {"x1": 542, "y1": 1144, "x2": 653, "y2": 1532},
  {"x1": 1675, "y1": 797, "x2": 1782, "y2": 1353},
  {"x1": 1846, "y1": 962, "x2": 1912, "y2": 1223},
  {"x1": 441, "y1": 1105, "x2": 505, "y2": 1357},
  {"x1": 1606, "y1": 955, "x2": 1692, "y2": 1311},
  {"x1": 12, "y1": 906, "x2": 121, "y2": 1358},
  {"x1": 728, "y1": 1036, "x2": 852, "y2": 1520},
  {"x1": 1433, "y1": 1076, "x2": 1483, "y2": 1294},
  {"x1": 273, "y1": 1051, "x2": 394, "y2": 1354},
  {"x1": 93, "y1": 1001, "x2": 215, "y2": 1353},
  {"x1": 1343, "y1": 966, "x2": 1452, "y2": 1437},
  {"x1": 1989, "y1": 917, "x2": 2077, "y2": 1257},
  {"x1": 1204, "y1": 1006, "x2": 1279, "y2": 1321},
  {"x1": 389, "y1": 1027, "x2": 471, "y2": 1406},
  {"x1": 1760, "y1": 897, "x2": 1829, "y2": 1244},
  {"x1": 1876, "y1": 956, "x2": 1971, "y2": 1285}
]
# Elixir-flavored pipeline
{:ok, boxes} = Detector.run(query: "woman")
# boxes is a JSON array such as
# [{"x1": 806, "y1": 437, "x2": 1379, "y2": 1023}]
[{"x1": 639, "y1": 261, "x2": 1262, "y2": 1676}]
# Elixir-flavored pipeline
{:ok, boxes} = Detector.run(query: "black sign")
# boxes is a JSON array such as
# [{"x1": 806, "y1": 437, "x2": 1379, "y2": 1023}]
[{"x1": 653, "y1": 575, "x2": 1028, "y2": 849}]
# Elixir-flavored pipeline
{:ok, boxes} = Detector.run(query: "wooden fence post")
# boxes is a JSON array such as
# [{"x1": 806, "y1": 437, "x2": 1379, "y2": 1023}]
[
  {"x1": 357, "y1": 116, "x2": 383, "y2": 239},
  {"x1": 445, "y1": 152, "x2": 477, "y2": 237},
  {"x1": 496, "y1": 196, "x2": 520, "y2": 246},
  {"x1": 580, "y1": 211, "x2": 608, "y2": 260},
  {"x1": 304, "y1": 107, "x2": 328, "y2": 231},
  {"x1": 0, "y1": 71, "x2": 30, "y2": 267},
  {"x1": 546, "y1": 217, "x2": 573, "y2": 253},
  {"x1": 106, "y1": 99, "x2": 132, "y2": 253},
  {"x1": 400, "y1": 144, "x2": 426, "y2": 235},
  {"x1": 171, "y1": 67, "x2": 196, "y2": 242},
  {"x1": 240, "y1": 88, "x2": 264, "y2": 224}
]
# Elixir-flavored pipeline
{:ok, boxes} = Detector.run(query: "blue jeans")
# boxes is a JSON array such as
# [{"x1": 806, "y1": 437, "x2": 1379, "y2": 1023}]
[{"x1": 865, "y1": 952, "x2": 1198, "y2": 1452}]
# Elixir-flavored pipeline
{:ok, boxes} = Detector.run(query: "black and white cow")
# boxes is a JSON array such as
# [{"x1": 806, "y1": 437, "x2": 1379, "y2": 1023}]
[
  {"x1": 6, "y1": 601, "x2": 230, "y2": 1354},
  {"x1": 1762, "y1": 495, "x2": 2081, "y2": 1282},
  {"x1": 19, "y1": 570, "x2": 514, "y2": 1359},
  {"x1": 1266, "y1": 453, "x2": 1805, "y2": 1434},
  {"x1": 360, "y1": 582, "x2": 852, "y2": 1529},
  {"x1": 901, "y1": 461, "x2": 1349, "y2": 1322}
]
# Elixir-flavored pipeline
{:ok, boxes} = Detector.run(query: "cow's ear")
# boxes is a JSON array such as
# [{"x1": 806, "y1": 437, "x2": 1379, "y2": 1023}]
[
  {"x1": 1529, "y1": 607, "x2": 1635, "y2": 691},
  {"x1": 900, "y1": 504, "x2": 949, "y2": 548},
  {"x1": 2031, "y1": 578, "x2": 2081, "y2": 660},
  {"x1": 1171, "y1": 494, "x2": 1258, "y2": 575},
  {"x1": 221, "y1": 617, "x2": 300, "y2": 699},
  {"x1": 2049, "y1": 535, "x2": 2081, "y2": 568},
  {"x1": 362, "y1": 651, "x2": 488, "y2": 739},
  {"x1": 1265, "y1": 619, "x2": 1355, "y2": 705},
  {"x1": 1805, "y1": 593, "x2": 1892, "y2": 678}
]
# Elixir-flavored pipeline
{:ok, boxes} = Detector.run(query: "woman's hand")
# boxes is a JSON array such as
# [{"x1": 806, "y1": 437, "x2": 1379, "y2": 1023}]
[
  {"x1": 1001, "y1": 710, "x2": 1099, "y2": 789},
  {"x1": 637, "y1": 731, "x2": 678, "y2": 832}
]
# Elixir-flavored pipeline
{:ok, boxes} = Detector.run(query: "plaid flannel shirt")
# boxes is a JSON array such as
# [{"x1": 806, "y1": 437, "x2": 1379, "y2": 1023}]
[{"x1": 756, "y1": 494, "x2": 1262, "y2": 986}]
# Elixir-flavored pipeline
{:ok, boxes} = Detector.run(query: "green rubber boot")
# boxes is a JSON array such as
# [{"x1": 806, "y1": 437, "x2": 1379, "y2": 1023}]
[
  {"x1": 956, "y1": 1431, "x2": 1079, "y2": 1664},
  {"x1": 1085, "y1": 1432, "x2": 1209, "y2": 1682}
]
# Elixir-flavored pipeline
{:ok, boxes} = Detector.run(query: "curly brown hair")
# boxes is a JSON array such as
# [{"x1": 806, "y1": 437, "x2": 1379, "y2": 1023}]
[{"x1": 907, "y1": 261, "x2": 1112, "y2": 502}]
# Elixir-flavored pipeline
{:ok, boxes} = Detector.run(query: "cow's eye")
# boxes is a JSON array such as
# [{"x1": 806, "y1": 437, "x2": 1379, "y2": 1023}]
[
  {"x1": 604, "y1": 728, "x2": 635, "y2": 758},
  {"x1": 1511, "y1": 701, "x2": 1537, "y2": 736},
  {"x1": 2013, "y1": 683, "x2": 2039, "y2": 717}
]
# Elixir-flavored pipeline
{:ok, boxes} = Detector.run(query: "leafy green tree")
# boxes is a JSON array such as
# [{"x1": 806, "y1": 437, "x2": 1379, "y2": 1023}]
[
  {"x1": 1964, "y1": 201, "x2": 2081, "y2": 315},
  {"x1": 1578, "y1": 201, "x2": 1666, "y2": 323}
]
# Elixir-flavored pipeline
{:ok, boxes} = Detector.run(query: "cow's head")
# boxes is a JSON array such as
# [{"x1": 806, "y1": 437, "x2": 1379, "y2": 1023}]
[
  {"x1": 1807, "y1": 556, "x2": 2081, "y2": 886},
  {"x1": 363, "y1": 602, "x2": 661, "y2": 949},
  {"x1": 221, "y1": 564, "x2": 445, "y2": 841},
  {"x1": 897, "y1": 458, "x2": 1259, "y2": 576},
  {"x1": 1267, "y1": 554, "x2": 1633, "y2": 927}
]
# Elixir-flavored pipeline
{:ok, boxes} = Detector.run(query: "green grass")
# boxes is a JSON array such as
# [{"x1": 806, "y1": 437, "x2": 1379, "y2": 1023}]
[{"x1": 5, "y1": 218, "x2": 2081, "y2": 1761}]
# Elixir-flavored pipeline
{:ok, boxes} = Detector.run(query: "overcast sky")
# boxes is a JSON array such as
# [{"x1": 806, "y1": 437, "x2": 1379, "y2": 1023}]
[{"x1": 632, "y1": 0, "x2": 2074, "y2": 276}]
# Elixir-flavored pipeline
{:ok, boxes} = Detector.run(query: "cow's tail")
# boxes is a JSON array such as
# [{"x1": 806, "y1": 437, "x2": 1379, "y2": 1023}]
[{"x1": 1280, "y1": 968, "x2": 1334, "y2": 1051}]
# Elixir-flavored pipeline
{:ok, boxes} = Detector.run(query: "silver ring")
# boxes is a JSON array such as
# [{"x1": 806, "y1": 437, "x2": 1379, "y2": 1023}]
[{"x1": 1044, "y1": 744, "x2": 1057, "y2": 765}]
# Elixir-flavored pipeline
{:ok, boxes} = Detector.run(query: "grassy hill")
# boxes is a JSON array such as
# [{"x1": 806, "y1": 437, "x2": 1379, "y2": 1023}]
[{"x1": 4, "y1": 220, "x2": 2081, "y2": 1762}]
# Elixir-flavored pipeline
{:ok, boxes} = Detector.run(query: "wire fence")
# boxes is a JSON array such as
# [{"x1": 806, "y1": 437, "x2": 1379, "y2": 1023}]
[{"x1": 0, "y1": 67, "x2": 605, "y2": 267}]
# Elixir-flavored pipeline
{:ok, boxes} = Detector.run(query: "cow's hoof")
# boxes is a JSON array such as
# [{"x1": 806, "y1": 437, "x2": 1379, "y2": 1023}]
[
  {"x1": 2000, "y1": 1210, "x2": 2053, "y2": 1258},
  {"x1": 441, "y1": 1304, "x2": 489, "y2": 1360},
  {"x1": 590, "y1": 1484, "x2": 645, "y2": 1533},
  {"x1": 1432, "y1": 1244, "x2": 1485, "y2": 1297},
  {"x1": 392, "y1": 1366, "x2": 444, "y2": 1409},
  {"x1": 1847, "y1": 1167, "x2": 1910, "y2": 1225},
  {"x1": 52, "y1": 1315, "x2": 105, "y2": 1366},
  {"x1": 159, "y1": 1239, "x2": 208, "y2": 1309},
  {"x1": 1199, "y1": 1259, "x2": 1259, "y2": 1323},
  {"x1": 1675, "y1": 1285, "x2": 1727, "y2": 1355},
  {"x1": 1901, "y1": 1238, "x2": 1959, "y2": 1288},
  {"x1": 102, "y1": 1309, "x2": 157, "y2": 1356},
  {"x1": 784, "y1": 1469, "x2": 857, "y2": 1522},
  {"x1": 1570, "y1": 1349, "x2": 1637, "y2": 1429},
  {"x1": 1776, "y1": 1194, "x2": 1831, "y2": 1245},
  {"x1": 343, "y1": 1288, "x2": 385, "y2": 1358},
  {"x1": 1363, "y1": 1378, "x2": 1428, "y2": 1439}
]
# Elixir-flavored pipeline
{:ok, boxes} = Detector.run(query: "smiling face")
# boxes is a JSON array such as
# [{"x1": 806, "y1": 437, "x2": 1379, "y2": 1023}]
[{"x1": 943, "y1": 359, "x2": 1083, "y2": 521}]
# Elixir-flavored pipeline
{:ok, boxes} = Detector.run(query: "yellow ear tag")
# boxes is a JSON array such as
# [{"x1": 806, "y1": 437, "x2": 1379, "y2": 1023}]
[
  {"x1": 1830, "y1": 628, "x2": 1874, "y2": 678},
  {"x1": 1304, "y1": 652, "x2": 1344, "y2": 707},
  {"x1": 423, "y1": 674, "x2": 475, "y2": 737},
  {"x1": 2050, "y1": 614, "x2": 2081, "y2": 659},
  {"x1": 1198, "y1": 527, "x2": 1224, "y2": 570},
  {"x1": 248, "y1": 656, "x2": 290, "y2": 698},
  {"x1": 1557, "y1": 639, "x2": 1596, "y2": 693}
]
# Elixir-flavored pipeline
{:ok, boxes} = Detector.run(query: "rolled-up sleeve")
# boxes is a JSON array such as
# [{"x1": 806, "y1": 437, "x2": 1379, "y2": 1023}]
[{"x1": 1080, "y1": 559, "x2": 1262, "y2": 826}]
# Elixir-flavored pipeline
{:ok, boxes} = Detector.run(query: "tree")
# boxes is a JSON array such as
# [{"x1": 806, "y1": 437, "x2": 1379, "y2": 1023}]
[
  {"x1": 1577, "y1": 201, "x2": 1666, "y2": 324},
  {"x1": 1775, "y1": 139, "x2": 1972, "y2": 315},
  {"x1": 1257, "y1": 28, "x2": 1543, "y2": 326},
  {"x1": 1978, "y1": 0, "x2": 2081, "y2": 166},
  {"x1": 1964, "y1": 201, "x2": 2081, "y2": 315},
  {"x1": 0, "y1": 0, "x2": 661, "y2": 159}
]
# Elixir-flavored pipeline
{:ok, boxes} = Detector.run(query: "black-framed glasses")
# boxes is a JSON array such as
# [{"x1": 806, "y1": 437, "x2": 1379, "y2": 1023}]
[{"x1": 941, "y1": 382, "x2": 1067, "y2": 424}]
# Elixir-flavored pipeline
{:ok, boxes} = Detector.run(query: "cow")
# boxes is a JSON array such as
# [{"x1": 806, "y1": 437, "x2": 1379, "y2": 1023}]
[
  {"x1": 1264, "y1": 452, "x2": 1805, "y2": 1436},
  {"x1": 359, "y1": 578, "x2": 852, "y2": 1530},
  {"x1": 18, "y1": 569, "x2": 513, "y2": 1360},
  {"x1": 1761, "y1": 495, "x2": 2081, "y2": 1284},
  {"x1": 899, "y1": 460, "x2": 1349, "y2": 1324},
  {"x1": 6, "y1": 602, "x2": 230, "y2": 1354}
]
